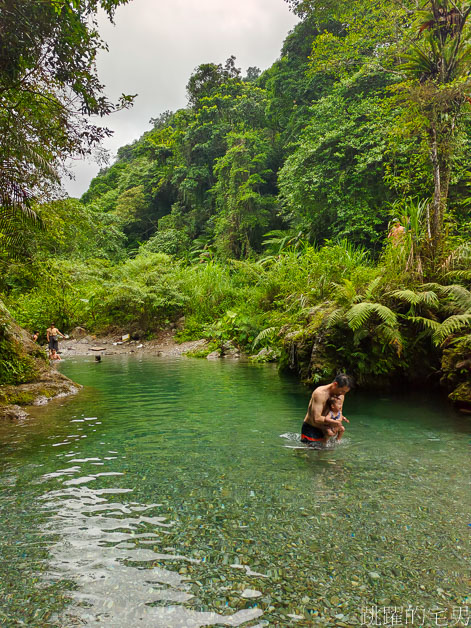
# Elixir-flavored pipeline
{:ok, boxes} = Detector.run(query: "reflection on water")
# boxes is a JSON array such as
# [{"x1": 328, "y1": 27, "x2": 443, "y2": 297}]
[
  {"x1": 0, "y1": 355, "x2": 469, "y2": 627},
  {"x1": 41, "y1": 482, "x2": 262, "y2": 626}
]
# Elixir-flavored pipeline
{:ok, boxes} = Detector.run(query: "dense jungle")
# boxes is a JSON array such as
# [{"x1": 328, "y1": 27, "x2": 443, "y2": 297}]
[{"x1": 1, "y1": 0, "x2": 470, "y2": 410}]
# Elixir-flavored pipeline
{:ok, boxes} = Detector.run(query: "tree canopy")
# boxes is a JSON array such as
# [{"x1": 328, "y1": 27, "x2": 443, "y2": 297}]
[{"x1": 0, "y1": 0, "x2": 134, "y2": 258}]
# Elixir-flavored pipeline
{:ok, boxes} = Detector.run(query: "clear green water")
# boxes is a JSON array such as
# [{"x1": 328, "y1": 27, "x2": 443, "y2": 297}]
[{"x1": 0, "y1": 356, "x2": 469, "y2": 627}]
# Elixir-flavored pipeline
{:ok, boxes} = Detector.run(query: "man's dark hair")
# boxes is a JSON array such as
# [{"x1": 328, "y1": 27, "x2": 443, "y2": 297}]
[{"x1": 334, "y1": 373, "x2": 354, "y2": 389}]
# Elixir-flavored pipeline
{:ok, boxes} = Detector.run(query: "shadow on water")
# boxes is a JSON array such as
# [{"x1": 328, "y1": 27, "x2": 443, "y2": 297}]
[{"x1": 0, "y1": 355, "x2": 469, "y2": 627}]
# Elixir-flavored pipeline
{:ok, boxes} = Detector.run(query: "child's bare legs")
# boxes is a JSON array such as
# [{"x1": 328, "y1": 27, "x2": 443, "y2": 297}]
[
  {"x1": 323, "y1": 426, "x2": 338, "y2": 444},
  {"x1": 336, "y1": 424, "x2": 345, "y2": 441}
]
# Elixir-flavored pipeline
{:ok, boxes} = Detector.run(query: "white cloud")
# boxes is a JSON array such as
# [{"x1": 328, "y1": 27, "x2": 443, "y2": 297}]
[{"x1": 64, "y1": 0, "x2": 298, "y2": 197}]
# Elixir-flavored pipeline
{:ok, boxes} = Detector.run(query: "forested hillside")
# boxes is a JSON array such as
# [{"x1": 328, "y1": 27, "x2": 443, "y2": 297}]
[{"x1": 1, "y1": 0, "x2": 470, "y2": 408}]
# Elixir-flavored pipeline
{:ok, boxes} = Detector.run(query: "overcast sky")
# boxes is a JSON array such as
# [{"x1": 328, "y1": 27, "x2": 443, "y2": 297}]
[{"x1": 64, "y1": 0, "x2": 299, "y2": 197}]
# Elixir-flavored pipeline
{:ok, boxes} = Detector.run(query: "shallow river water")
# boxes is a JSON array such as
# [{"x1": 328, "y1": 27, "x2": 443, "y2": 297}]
[{"x1": 0, "y1": 355, "x2": 469, "y2": 627}]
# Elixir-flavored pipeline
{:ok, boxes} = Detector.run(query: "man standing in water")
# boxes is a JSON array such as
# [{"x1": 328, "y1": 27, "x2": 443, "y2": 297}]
[
  {"x1": 46, "y1": 323, "x2": 65, "y2": 358},
  {"x1": 301, "y1": 374, "x2": 354, "y2": 445}
]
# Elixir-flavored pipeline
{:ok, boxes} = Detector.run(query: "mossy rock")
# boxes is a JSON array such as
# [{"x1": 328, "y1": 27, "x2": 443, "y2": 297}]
[
  {"x1": 0, "y1": 300, "x2": 81, "y2": 418},
  {"x1": 281, "y1": 323, "x2": 337, "y2": 384},
  {"x1": 440, "y1": 338, "x2": 471, "y2": 413},
  {"x1": 440, "y1": 345, "x2": 470, "y2": 389},
  {"x1": 448, "y1": 382, "x2": 471, "y2": 412},
  {"x1": 0, "y1": 300, "x2": 46, "y2": 386}
]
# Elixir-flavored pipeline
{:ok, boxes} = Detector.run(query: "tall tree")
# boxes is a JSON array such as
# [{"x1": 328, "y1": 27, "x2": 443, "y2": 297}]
[
  {"x1": 0, "y1": 0, "x2": 134, "y2": 257},
  {"x1": 401, "y1": 1, "x2": 471, "y2": 261},
  {"x1": 285, "y1": 0, "x2": 471, "y2": 266}
]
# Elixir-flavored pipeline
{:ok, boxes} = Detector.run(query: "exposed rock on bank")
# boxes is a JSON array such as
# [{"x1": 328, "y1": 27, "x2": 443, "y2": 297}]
[
  {"x1": 0, "y1": 303, "x2": 79, "y2": 420},
  {"x1": 59, "y1": 329, "x2": 209, "y2": 358},
  {"x1": 441, "y1": 342, "x2": 471, "y2": 413}
]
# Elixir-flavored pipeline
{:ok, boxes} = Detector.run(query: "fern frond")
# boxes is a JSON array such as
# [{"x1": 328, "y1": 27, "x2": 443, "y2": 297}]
[
  {"x1": 419, "y1": 291, "x2": 440, "y2": 307},
  {"x1": 391, "y1": 289, "x2": 422, "y2": 305},
  {"x1": 326, "y1": 307, "x2": 344, "y2": 328},
  {"x1": 444, "y1": 270, "x2": 471, "y2": 281},
  {"x1": 421, "y1": 282, "x2": 442, "y2": 292},
  {"x1": 440, "y1": 285, "x2": 471, "y2": 312},
  {"x1": 331, "y1": 279, "x2": 357, "y2": 305},
  {"x1": 252, "y1": 327, "x2": 276, "y2": 350},
  {"x1": 376, "y1": 323, "x2": 404, "y2": 356},
  {"x1": 392, "y1": 289, "x2": 440, "y2": 308},
  {"x1": 364, "y1": 276, "x2": 383, "y2": 301},
  {"x1": 346, "y1": 302, "x2": 397, "y2": 331},
  {"x1": 433, "y1": 314, "x2": 471, "y2": 345},
  {"x1": 409, "y1": 316, "x2": 441, "y2": 333}
]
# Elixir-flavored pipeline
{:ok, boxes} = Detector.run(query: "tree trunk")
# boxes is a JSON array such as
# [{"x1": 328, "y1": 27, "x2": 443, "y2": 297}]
[{"x1": 429, "y1": 124, "x2": 450, "y2": 264}]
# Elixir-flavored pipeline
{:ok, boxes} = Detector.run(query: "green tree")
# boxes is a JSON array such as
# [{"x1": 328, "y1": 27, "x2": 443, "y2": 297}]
[
  {"x1": 278, "y1": 75, "x2": 393, "y2": 246},
  {"x1": 0, "y1": 0, "x2": 134, "y2": 253},
  {"x1": 285, "y1": 0, "x2": 471, "y2": 266},
  {"x1": 400, "y1": 2, "x2": 471, "y2": 261},
  {"x1": 186, "y1": 56, "x2": 241, "y2": 108},
  {"x1": 212, "y1": 131, "x2": 277, "y2": 258}
]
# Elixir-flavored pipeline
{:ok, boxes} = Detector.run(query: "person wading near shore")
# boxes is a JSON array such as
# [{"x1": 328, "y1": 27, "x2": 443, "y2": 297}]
[
  {"x1": 301, "y1": 374, "x2": 354, "y2": 445},
  {"x1": 46, "y1": 323, "x2": 65, "y2": 358}
]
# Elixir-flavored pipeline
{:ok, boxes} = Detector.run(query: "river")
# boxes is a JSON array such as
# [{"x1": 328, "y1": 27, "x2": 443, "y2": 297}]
[{"x1": 0, "y1": 355, "x2": 469, "y2": 627}]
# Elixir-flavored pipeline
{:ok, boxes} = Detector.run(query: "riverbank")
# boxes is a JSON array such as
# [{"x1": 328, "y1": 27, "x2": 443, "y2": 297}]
[
  {"x1": 54, "y1": 329, "x2": 209, "y2": 359},
  {"x1": 0, "y1": 304, "x2": 81, "y2": 420},
  {"x1": 0, "y1": 329, "x2": 212, "y2": 420}
]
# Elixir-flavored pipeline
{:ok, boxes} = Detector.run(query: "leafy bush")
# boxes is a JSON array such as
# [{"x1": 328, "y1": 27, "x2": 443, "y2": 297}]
[{"x1": 142, "y1": 229, "x2": 190, "y2": 256}]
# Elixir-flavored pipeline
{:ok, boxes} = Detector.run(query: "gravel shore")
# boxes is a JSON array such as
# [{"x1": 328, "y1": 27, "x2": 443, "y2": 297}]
[{"x1": 56, "y1": 330, "x2": 208, "y2": 359}]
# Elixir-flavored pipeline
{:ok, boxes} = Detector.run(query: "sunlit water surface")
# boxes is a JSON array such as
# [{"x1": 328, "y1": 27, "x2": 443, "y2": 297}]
[{"x1": 0, "y1": 355, "x2": 469, "y2": 627}]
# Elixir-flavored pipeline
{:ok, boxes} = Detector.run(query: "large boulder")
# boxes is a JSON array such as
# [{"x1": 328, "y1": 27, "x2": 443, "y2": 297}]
[{"x1": 70, "y1": 326, "x2": 88, "y2": 339}]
